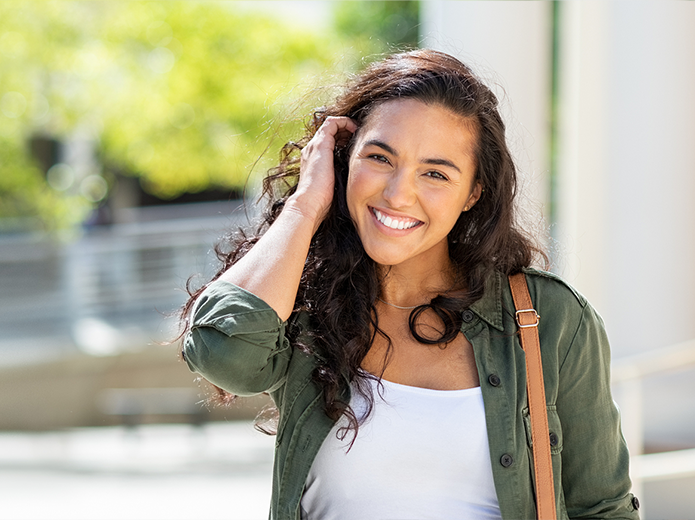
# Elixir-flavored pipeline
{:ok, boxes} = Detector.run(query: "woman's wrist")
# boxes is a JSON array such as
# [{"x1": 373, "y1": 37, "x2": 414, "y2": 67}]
[{"x1": 283, "y1": 194, "x2": 329, "y2": 234}]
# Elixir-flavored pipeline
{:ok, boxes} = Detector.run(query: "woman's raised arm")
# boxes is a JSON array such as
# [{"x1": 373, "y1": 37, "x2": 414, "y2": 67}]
[{"x1": 217, "y1": 116, "x2": 357, "y2": 321}]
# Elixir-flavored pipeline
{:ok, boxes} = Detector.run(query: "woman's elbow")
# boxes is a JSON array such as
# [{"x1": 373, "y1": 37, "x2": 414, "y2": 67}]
[{"x1": 182, "y1": 328, "x2": 289, "y2": 396}]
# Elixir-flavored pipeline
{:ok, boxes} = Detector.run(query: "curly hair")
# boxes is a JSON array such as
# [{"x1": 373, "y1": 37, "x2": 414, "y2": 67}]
[{"x1": 180, "y1": 49, "x2": 546, "y2": 434}]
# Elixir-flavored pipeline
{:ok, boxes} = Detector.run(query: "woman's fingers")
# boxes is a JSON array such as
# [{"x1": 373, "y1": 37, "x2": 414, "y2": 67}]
[
  {"x1": 303, "y1": 116, "x2": 357, "y2": 156},
  {"x1": 291, "y1": 117, "x2": 357, "y2": 225},
  {"x1": 321, "y1": 116, "x2": 359, "y2": 146}
]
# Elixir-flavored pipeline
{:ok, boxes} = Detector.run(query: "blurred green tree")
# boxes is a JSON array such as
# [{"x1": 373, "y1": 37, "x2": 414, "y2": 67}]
[
  {"x1": 97, "y1": 2, "x2": 346, "y2": 199},
  {"x1": 0, "y1": 138, "x2": 86, "y2": 232},
  {"x1": 334, "y1": 1, "x2": 420, "y2": 51},
  {"x1": 0, "y1": 1, "x2": 419, "y2": 231},
  {"x1": 0, "y1": 2, "x2": 339, "y2": 228}
]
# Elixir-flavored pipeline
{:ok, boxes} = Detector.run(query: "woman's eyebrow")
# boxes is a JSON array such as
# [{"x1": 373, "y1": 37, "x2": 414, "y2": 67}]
[
  {"x1": 422, "y1": 157, "x2": 461, "y2": 173},
  {"x1": 363, "y1": 139, "x2": 397, "y2": 156}
]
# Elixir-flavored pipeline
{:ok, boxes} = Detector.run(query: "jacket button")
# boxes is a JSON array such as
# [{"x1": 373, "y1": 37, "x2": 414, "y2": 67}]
[
  {"x1": 549, "y1": 432, "x2": 559, "y2": 447},
  {"x1": 631, "y1": 496, "x2": 640, "y2": 510},
  {"x1": 462, "y1": 310, "x2": 475, "y2": 323},
  {"x1": 500, "y1": 454, "x2": 514, "y2": 467},
  {"x1": 488, "y1": 374, "x2": 501, "y2": 387}
]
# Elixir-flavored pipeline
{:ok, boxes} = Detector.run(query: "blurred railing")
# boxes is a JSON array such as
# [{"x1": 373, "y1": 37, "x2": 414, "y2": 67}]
[
  {"x1": 612, "y1": 338, "x2": 695, "y2": 500},
  {"x1": 3, "y1": 202, "x2": 694, "y2": 485},
  {"x1": 0, "y1": 201, "x2": 250, "y2": 367}
]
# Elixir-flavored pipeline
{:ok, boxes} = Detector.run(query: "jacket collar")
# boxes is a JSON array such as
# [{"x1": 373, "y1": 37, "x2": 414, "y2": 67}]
[{"x1": 469, "y1": 270, "x2": 505, "y2": 331}]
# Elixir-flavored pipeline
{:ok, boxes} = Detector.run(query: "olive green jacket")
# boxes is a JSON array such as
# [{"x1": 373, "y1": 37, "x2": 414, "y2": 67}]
[{"x1": 183, "y1": 268, "x2": 640, "y2": 520}]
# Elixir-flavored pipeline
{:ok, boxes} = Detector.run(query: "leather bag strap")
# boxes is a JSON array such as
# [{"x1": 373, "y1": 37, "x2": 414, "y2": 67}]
[{"x1": 508, "y1": 273, "x2": 557, "y2": 520}]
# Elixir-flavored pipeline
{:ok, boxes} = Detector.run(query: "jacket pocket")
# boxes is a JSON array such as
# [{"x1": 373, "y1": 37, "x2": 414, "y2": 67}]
[{"x1": 522, "y1": 405, "x2": 563, "y2": 455}]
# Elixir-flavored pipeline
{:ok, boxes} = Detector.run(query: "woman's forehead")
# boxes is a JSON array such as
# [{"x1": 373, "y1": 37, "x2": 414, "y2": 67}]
[{"x1": 356, "y1": 99, "x2": 478, "y2": 160}]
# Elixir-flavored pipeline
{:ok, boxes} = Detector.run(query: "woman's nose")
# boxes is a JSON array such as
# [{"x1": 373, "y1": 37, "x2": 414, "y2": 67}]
[{"x1": 382, "y1": 169, "x2": 416, "y2": 208}]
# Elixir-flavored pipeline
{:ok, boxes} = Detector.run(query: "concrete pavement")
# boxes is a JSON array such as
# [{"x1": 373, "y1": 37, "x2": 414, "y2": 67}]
[{"x1": 0, "y1": 422, "x2": 274, "y2": 520}]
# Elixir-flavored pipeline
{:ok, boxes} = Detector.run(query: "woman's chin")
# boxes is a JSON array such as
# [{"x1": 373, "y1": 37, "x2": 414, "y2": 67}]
[
  {"x1": 364, "y1": 251, "x2": 404, "y2": 268},
  {"x1": 361, "y1": 237, "x2": 450, "y2": 272},
  {"x1": 363, "y1": 247, "x2": 418, "y2": 269}
]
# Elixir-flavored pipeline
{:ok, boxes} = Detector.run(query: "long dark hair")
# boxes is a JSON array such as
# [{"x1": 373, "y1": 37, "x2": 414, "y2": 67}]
[{"x1": 181, "y1": 49, "x2": 546, "y2": 433}]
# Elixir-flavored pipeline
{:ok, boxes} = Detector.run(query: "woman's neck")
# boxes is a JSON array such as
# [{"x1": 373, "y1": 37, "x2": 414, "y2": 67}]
[{"x1": 377, "y1": 259, "x2": 459, "y2": 309}]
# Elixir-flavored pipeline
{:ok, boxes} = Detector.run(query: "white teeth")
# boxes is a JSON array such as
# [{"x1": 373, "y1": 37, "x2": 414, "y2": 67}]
[{"x1": 373, "y1": 208, "x2": 418, "y2": 230}]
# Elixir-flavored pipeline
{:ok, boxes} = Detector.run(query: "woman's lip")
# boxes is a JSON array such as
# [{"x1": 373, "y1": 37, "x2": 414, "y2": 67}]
[{"x1": 370, "y1": 206, "x2": 423, "y2": 231}]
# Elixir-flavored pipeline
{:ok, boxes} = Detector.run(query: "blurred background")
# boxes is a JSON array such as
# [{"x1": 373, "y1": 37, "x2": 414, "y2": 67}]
[{"x1": 0, "y1": 1, "x2": 693, "y2": 519}]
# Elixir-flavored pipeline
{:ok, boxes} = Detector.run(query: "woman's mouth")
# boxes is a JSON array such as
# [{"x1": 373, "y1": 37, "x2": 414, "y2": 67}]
[{"x1": 371, "y1": 208, "x2": 422, "y2": 230}]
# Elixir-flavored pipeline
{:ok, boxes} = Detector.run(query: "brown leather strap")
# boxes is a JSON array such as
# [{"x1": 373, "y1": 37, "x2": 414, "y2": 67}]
[{"x1": 509, "y1": 273, "x2": 557, "y2": 520}]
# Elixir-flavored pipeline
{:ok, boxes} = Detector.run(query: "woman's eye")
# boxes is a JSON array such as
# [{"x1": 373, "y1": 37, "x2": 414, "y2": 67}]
[
  {"x1": 426, "y1": 170, "x2": 447, "y2": 180},
  {"x1": 368, "y1": 154, "x2": 389, "y2": 164}
]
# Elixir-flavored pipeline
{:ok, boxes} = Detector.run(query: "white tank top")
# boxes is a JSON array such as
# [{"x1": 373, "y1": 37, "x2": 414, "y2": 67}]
[{"x1": 300, "y1": 378, "x2": 502, "y2": 520}]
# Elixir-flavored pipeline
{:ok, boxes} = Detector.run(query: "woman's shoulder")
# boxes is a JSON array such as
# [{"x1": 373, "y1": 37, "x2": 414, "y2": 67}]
[
  {"x1": 516, "y1": 267, "x2": 610, "y2": 343},
  {"x1": 519, "y1": 267, "x2": 589, "y2": 310},
  {"x1": 513, "y1": 269, "x2": 610, "y2": 365},
  {"x1": 474, "y1": 268, "x2": 594, "y2": 334},
  {"x1": 513, "y1": 267, "x2": 607, "y2": 336}
]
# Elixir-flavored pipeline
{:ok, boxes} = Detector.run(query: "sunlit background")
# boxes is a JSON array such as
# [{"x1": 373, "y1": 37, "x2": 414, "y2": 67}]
[{"x1": 1, "y1": 2, "x2": 694, "y2": 519}]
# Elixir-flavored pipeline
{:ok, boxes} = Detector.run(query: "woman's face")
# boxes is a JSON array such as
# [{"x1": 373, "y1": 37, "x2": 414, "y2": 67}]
[{"x1": 346, "y1": 98, "x2": 482, "y2": 271}]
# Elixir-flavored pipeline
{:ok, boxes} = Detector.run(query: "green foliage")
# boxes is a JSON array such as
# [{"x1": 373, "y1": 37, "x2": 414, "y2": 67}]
[
  {"x1": 0, "y1": 1, "x2": 422, "y2": 230},
  {"x1": 0, "y1": 139, "x2": 89, "y2": 232},
  {"x1": 0, "y1": 1, "x2": 352, "y2": 229},
  {"x1": 96, "y1": 2, "x2": 343, "y2": 198},
  {"x1": 334, "y1": 1, "x2": 420, "y2": 51}
]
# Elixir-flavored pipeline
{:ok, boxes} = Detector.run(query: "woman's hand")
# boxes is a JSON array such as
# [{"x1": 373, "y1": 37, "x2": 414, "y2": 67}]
[
  {"x1": 215, "y1": 117, "x2": 356, "y2": 320},
  {"x1": 286, "y1": 116, "x2": 357, "y2": 230}
]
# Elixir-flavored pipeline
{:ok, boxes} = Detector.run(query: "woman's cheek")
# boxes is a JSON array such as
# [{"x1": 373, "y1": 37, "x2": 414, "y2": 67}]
[{"x1": 345, "y1": 164, "x2": 369, "y2": 222}]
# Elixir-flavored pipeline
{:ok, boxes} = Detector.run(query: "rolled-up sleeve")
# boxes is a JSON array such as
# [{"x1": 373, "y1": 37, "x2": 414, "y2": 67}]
[{"x1": 182, "y1": 279, "x2": 293, "y2": 396}]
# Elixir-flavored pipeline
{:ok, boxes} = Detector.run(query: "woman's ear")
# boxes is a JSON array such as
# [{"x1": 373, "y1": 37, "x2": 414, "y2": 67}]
[{"x1": 463, "y1": 182, "x2": 483, "y2": 212}]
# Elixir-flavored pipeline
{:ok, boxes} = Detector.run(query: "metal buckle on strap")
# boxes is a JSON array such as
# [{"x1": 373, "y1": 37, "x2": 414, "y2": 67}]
[{"x1": 515, "y1": 308, "x2": 540, "y2": 328}]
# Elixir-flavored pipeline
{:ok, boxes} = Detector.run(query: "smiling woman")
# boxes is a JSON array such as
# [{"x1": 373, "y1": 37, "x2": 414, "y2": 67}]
[
  {"x1": 179, "y1": 50, "x2": 640, "y2": 520},
  {"x1": 346, "y1": 99, "x2": 481, "y2": 271}
]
